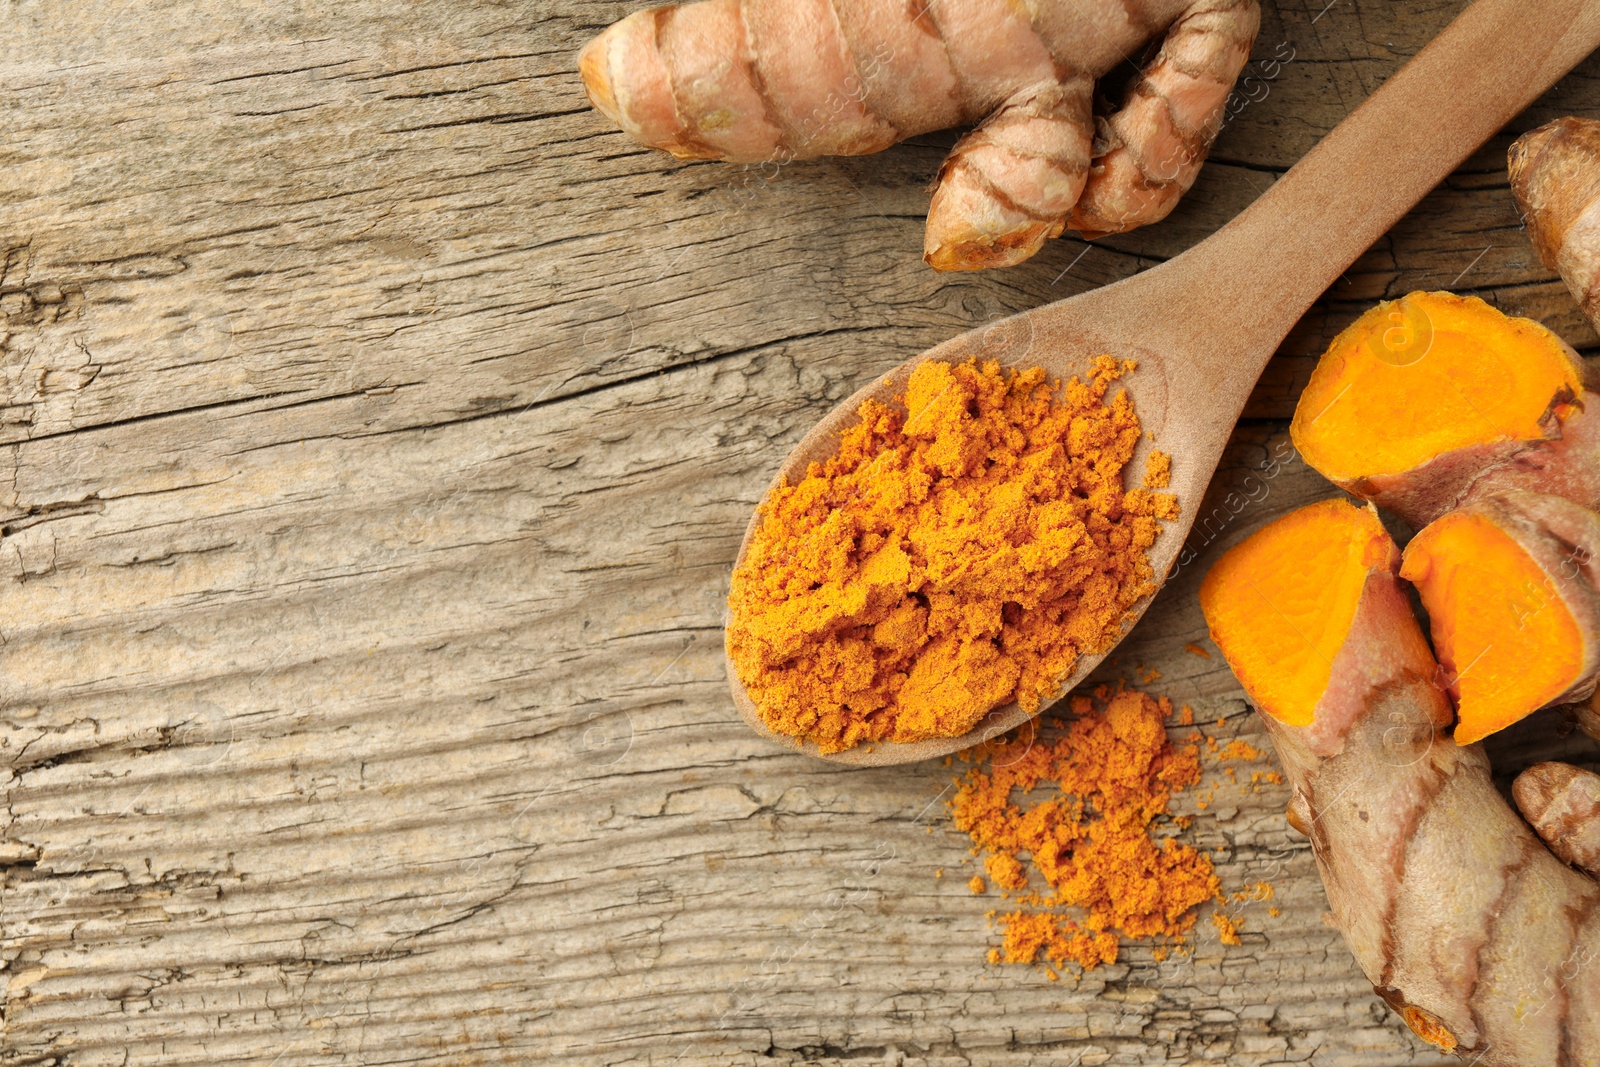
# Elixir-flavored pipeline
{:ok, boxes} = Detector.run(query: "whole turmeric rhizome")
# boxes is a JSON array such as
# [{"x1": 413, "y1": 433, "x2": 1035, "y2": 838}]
[{"x1": 727, "y1": 357, "x2": 1176, "y2": 753}]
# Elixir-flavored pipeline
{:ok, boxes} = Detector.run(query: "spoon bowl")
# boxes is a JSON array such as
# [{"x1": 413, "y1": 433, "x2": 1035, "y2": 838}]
[{"x1": 727, "y1": 0, "x2": 1600, "y2": 765}]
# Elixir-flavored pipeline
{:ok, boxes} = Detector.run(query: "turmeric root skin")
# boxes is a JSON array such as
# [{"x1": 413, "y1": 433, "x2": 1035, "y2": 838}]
[
  {"x1": 1204, "y1": 502, "x2": 1600, "y2": 1065},
  {"x1": 1351, "y1": 398, "x2": 1600, "y2": 531},
  {"x1": 1291, "y1": 291, "x2": 1600, "y2": 528},
  {"x1": 579, "y1": 0, "x2": 1259, "y2": 270},
  {"x1": 1511, "y1": 117, "x2": 1600, "y2": 332}
]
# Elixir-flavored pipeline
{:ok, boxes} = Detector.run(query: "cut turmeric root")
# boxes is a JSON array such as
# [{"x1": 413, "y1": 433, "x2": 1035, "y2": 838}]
[
  {"x1": 1400, "y1": 491, "x2": 1600, "y2": 745},
  {"x1": 1202, "y1": 500, "x2": 1600, "y2": 1065},
  {"x1": 1290, "y1": 292, "x2": 1600, "y2": 528},
  {"x1": 1198, "y1": 499, "x2": 1402, "y2": 732},
  {"x1": 578, "y1": 0, "x2": 1260, "y2": 270}
]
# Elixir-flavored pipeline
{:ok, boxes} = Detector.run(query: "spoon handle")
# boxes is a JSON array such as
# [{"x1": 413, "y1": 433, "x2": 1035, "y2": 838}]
[{"x1": 1160, "y1": 0, "x2": 1600, "y2": 371}]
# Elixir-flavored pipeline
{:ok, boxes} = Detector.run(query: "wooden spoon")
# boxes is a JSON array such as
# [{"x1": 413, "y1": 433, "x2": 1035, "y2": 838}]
[{"x1": 728, "y1": 0, "x2": 1600, "y2": 766}]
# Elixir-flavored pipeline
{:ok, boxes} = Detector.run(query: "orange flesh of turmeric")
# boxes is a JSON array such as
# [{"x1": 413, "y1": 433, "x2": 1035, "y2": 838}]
[
  {"x1": 1199, "y1": 499, "x2": 1390, "y2": 726},
  {"x1": 1292, "y1": 292, "x2": 1581, "y2": 481},
  {"x1": 1400, "y1": 512, "x2": 1584, "y2": 746},
  {"x1": 727, "y1": 357, "x2": 1176, "y2": 753}
]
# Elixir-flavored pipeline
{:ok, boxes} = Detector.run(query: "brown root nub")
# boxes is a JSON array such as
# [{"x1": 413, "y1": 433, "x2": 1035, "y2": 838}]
[
  {"x1": 1068, "y1": 0, "x2": 1260, "y2": 236},
  {"x1": 1398, "y1": 1002, "x2": 1458, "y2": 1053},
  {"x1": 923, "y1": 79, "x2": 1091, "y2": 272},
  {"x1": 1579, "y1": 691, "x2": 1600, "y2": 743},
  {"x1": 1514, "y1": 761, "x2": 1600, "y2": 876},
  {"x1": 1291, "y1": 291, "x2": 1600, "y2": 528},
  {"x1": 1284, "y1": 793, "x2": 1312, "y2": 837},
  {"x1": 1510, "y1": 116, "x2": 1600, "y2": 332}
]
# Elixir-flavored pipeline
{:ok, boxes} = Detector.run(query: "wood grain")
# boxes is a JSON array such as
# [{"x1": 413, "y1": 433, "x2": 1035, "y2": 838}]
[{"x1": 2, "y1": 1, "x2": 1598, "y2": 1063}]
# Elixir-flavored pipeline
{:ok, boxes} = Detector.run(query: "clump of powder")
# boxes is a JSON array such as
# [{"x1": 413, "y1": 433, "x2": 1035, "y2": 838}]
[
  {"x1": 727, "y1": 357, "x2": 1176, "y2": 753},
  {"x1": 949, "y1": 685, "x2": 1226, "y2": 971}
]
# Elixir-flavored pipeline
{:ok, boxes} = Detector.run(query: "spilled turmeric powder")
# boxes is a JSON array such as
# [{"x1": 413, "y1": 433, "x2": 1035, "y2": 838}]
[
  {"x1": 1211, "y1": 910, "x2": 1243, "y2": 946},
  {"x1": 727, "y1": 357, "x2": 1176, "y2": 752},
  {"x1": 1214, "y1": 738, "x2": 1262, "y2": 761},
  {"x1": 950, "y1": 685, "x2": 1220, "y2": 971}
]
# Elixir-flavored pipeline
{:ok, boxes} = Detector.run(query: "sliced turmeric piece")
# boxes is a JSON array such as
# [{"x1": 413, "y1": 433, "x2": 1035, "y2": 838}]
[
  {"x1": 1399, "y1": 490, "x2": 1600, "y2": 745},
  {"x1": 1290, "y1": 292, "x2": 1600, "y2": 528},
  {"x1": 1198, "y1": 499, "x2": 1396, "y2": 727}
]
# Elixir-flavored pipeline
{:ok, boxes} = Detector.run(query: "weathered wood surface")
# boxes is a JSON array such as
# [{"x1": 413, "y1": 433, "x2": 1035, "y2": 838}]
[{"x1": 3, "y1": 1, "x2": 1599, "y2": 1064}]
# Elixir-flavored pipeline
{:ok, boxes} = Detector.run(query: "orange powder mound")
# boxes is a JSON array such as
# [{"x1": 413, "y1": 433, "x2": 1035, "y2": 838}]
[
  {"x1": 950, "y1": 685, "x2": 1221, "y2": 971},
  {"x1": 726, "y1": 357, "x2": 1177, "y2": 753}
]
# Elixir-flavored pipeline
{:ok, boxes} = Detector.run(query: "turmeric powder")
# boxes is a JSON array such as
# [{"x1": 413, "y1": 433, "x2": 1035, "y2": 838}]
[
  {"x1": 727, "y1": 357, "x2": 1176, "y2": 753},
  {"x1": 1213, "y1": 739, "x2": 1261, "y2": 761},
  {"x1": 949, "y1": 685, "x2": 1220, "y2": 971},
  {"x1": 1211, "y1": 910, "x2": 1243, "y2": 946}
]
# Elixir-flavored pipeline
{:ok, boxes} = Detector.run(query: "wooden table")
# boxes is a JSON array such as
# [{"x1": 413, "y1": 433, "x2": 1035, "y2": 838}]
[{"x1": 4, "y1": 1, "x2": 1598, "y2": 1063}]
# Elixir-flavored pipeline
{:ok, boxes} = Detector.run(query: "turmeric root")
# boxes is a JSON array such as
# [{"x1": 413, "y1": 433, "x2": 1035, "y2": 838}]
[
  {"x1": 1064, "y1": 0, "x2": 1259, "y2": 241},
  {"x1": 1510, "y1": 116, "x2": 1600, "y2": 332},
  {"x1": 1515, "y1": 762, "x2": 1600, "y2": 877},
  {"x1": 1202, "y1": 499, "x2": 1600, "y2": 1065},
  {"x1": 578, "y1": 0, "x2": 1260, "y2": 271},
  {"x1": 1399, "y1": 490, "x2": 1600, "y2": 745},
  {"x1": 1290, "y1": 291, "x2": 1600, "y2": 529}
]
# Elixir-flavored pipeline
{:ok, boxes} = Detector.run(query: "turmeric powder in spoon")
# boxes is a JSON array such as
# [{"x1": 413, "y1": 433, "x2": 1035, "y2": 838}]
[{"x1": 726, "y1": 357, "x2": 1176, "y2": 753}]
